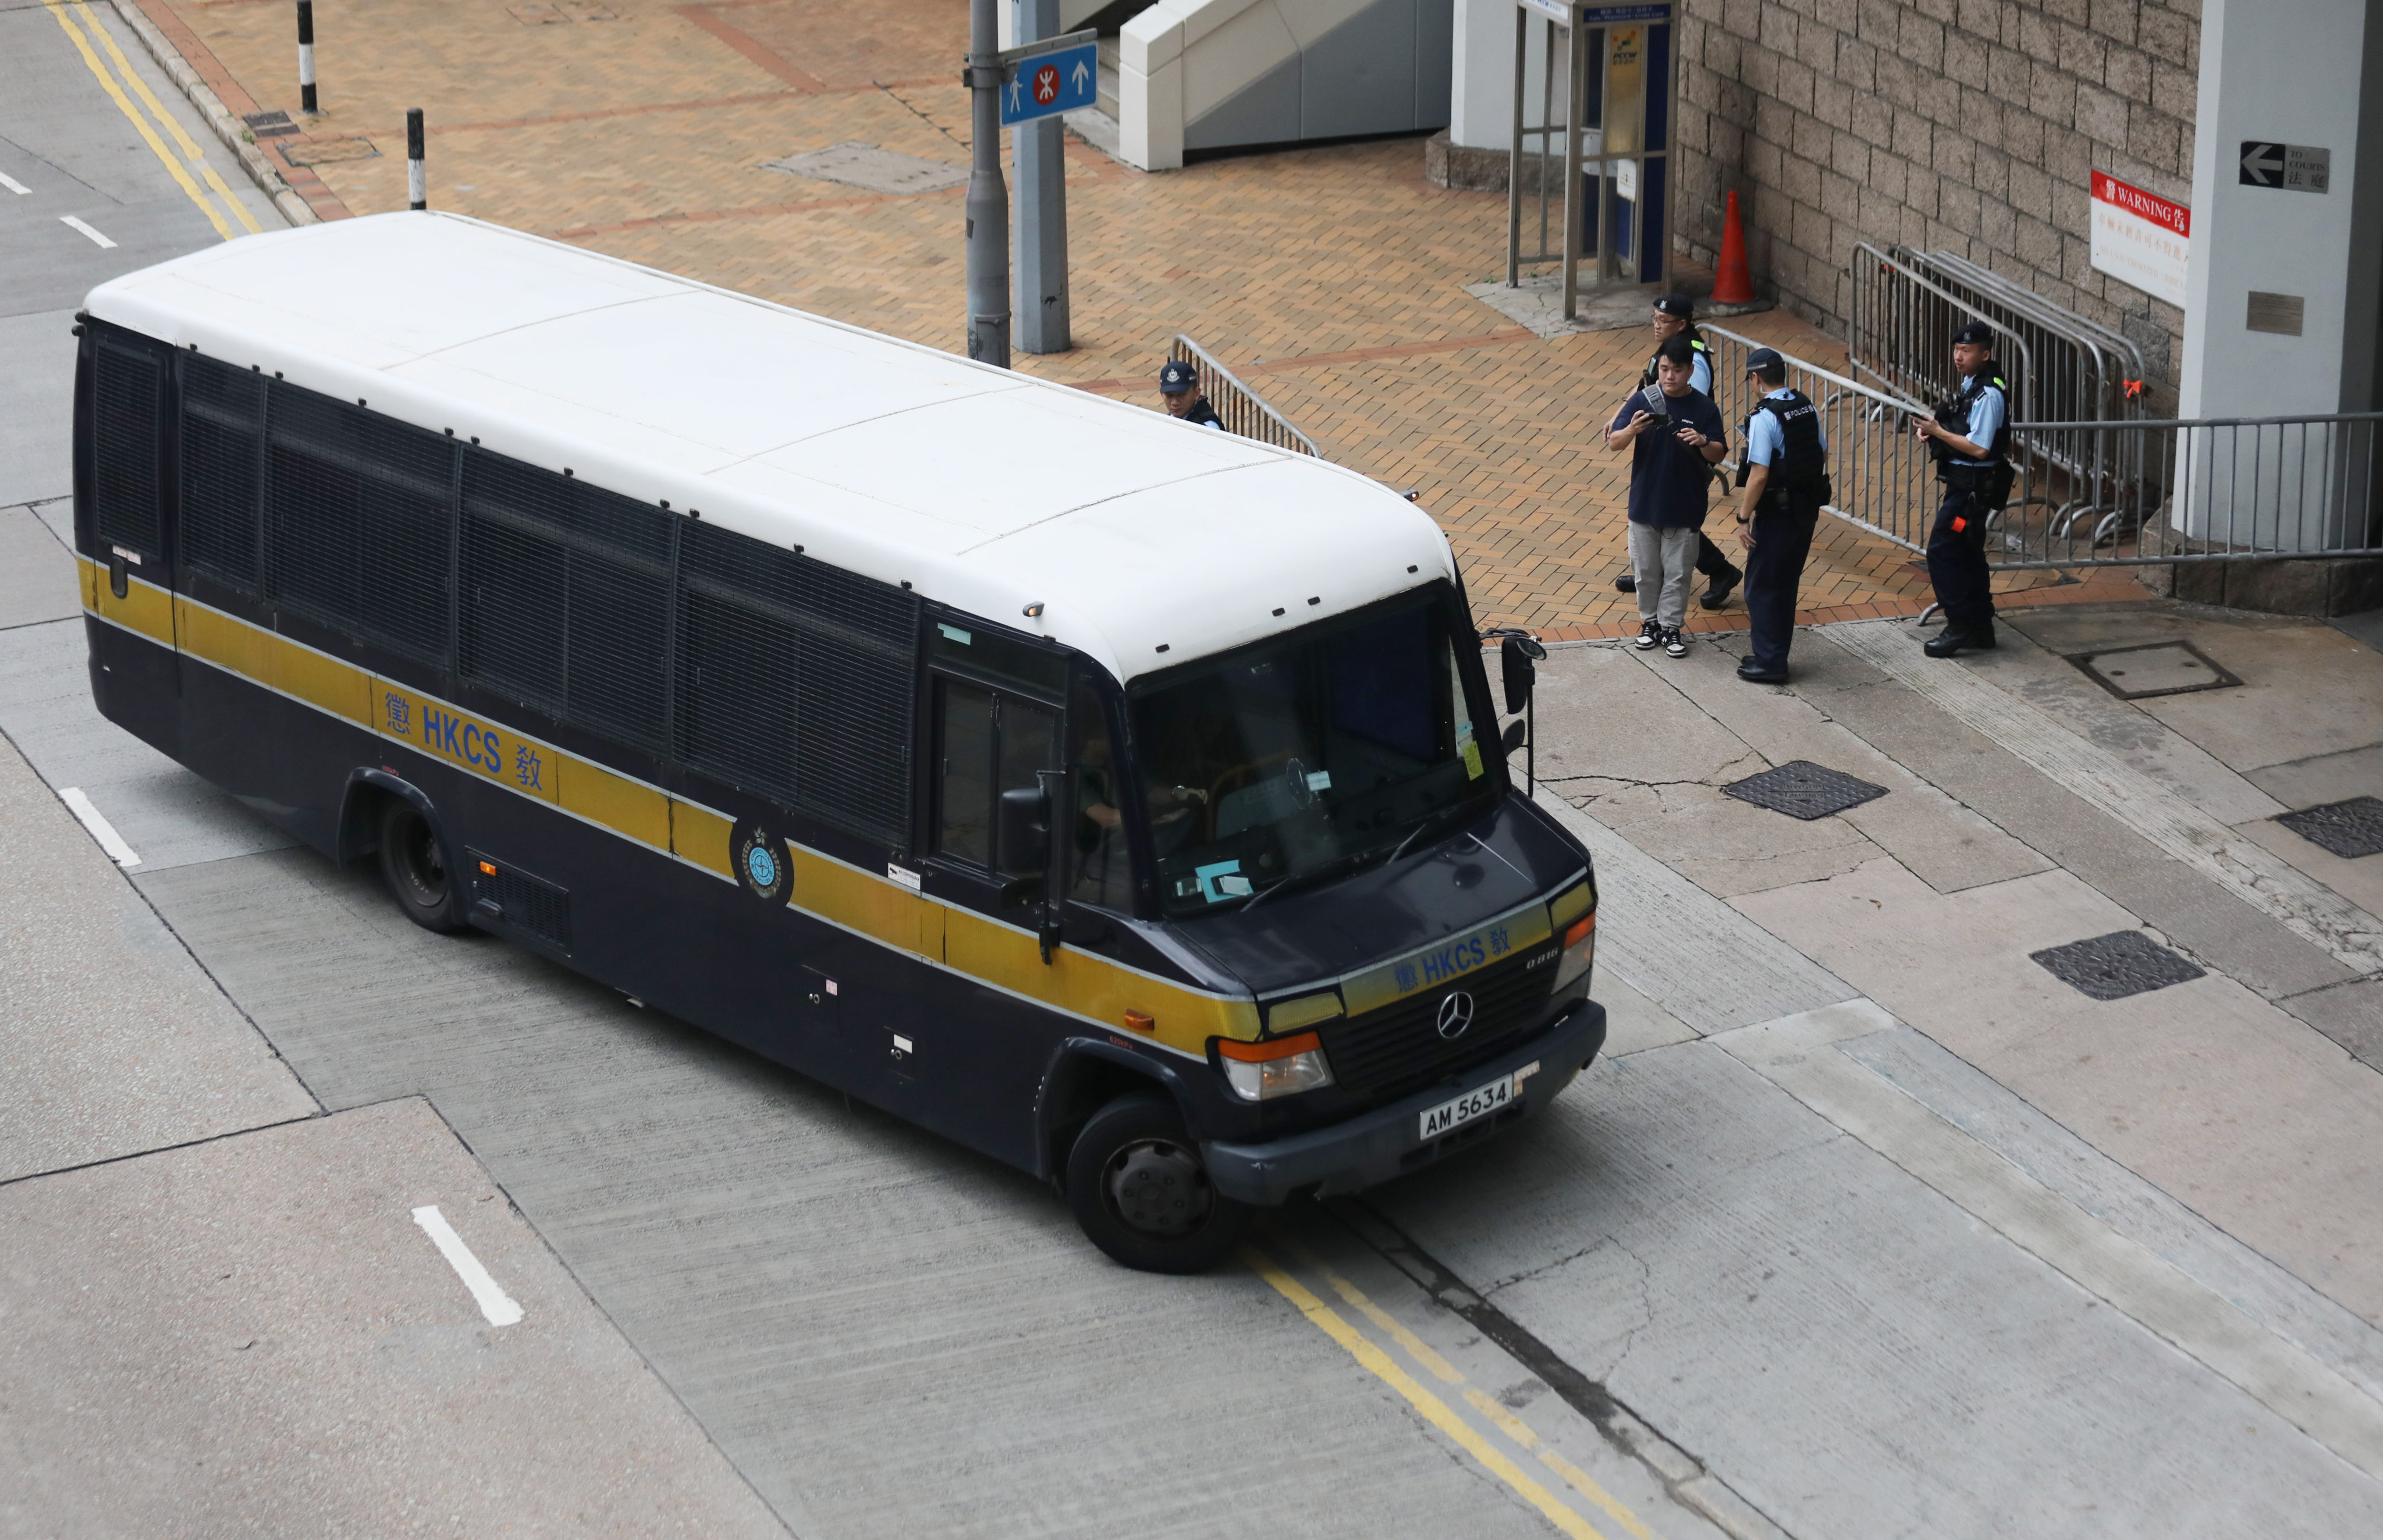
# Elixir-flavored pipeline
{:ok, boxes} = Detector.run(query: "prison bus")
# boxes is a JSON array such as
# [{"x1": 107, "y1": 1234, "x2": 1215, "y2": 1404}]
[{"x1": 72, "y1": 215, "x2": 1606, "y2": 1272}]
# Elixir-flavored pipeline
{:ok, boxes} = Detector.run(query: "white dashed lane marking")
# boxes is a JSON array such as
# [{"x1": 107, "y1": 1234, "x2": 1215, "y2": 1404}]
[
  {"x1": 58, "y1": 787, "x2": 140, "y2": 866},
  {"x1": 412, "y1": 1205, "x2": 524, "y2": 1327},
  {"x1": 59, "y1": 215, "x2": 116, "y2": 248}
]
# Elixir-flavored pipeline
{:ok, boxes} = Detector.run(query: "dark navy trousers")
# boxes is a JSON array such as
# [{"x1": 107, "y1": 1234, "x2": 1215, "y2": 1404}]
[
  {"x1": 1694, "y1": 529, "x2": 1737, "y2": 579},
  {"x1": 1744, "y1": 495, "x2": 1820, "y2": 670},
  {"x1": 1926, "y1": 481, "x2": 1997, "y2": 631}
]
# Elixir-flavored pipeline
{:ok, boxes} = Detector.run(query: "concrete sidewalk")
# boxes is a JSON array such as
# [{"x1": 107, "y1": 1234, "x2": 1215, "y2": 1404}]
[{"x1": 123, "y1": 0, "x2": 2144, "y2": 640}]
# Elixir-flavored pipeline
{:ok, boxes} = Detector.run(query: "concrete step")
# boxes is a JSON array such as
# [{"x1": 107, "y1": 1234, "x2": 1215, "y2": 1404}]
[{"x1": 1098, "y1": 37, "x2": 1118, "y2": 120}]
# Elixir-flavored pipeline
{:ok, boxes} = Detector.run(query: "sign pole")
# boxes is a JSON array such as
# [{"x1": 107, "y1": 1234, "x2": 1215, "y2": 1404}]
[
  {"x1": 1013, "y1": 0, "x2": 1071, "y2": 354},
  {"x1": 964, "y1": 0, "x2": 1011, "y2": 368}
]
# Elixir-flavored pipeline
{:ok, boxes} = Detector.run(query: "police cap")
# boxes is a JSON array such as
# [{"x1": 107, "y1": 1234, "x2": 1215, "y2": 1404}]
[
  {"x1": 1158, "y1": 359, "x2": 1199, "y2": 394},
  {"x1": 1952, "y1": 320, "x2": 1995, "y2": 348},
  {"x1": 1653, "y1": 293, "x2": 1696, "y2": 319},
  {"x1": 1745, "y1": 347, "x2": 1787, "y2": 380}
]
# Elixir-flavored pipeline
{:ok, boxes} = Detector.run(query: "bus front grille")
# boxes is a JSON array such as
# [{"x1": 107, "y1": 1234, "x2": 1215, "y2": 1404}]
[{"x1": 1317, "y1": 947, "x2": 1559, "y2": 1101}]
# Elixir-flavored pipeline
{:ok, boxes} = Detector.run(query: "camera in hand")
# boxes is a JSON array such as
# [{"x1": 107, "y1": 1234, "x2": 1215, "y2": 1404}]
[
  {"x1": 1636, "y1": 386, "x2": 1671, "y2": 428},
  {"x1": 1927, "y1": 395, "x2": 1966, "y2": 464}
]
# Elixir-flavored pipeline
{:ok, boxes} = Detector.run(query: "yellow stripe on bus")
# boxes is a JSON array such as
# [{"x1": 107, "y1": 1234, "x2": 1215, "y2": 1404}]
[
  {"x1": 561, "y1": 756, "x2": 670, "y2": 852},
  {"x1": 91, "y1": 578, "x2": 1266, "y2": 1039}
]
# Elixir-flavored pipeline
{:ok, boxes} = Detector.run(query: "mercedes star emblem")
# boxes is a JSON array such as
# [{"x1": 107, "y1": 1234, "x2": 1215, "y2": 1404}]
[{"x1": 1436, "y1": 990, "x2": 1475, "y2": 1040}]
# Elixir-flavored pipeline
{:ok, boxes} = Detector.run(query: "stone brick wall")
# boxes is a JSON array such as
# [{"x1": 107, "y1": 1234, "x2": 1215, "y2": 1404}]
[{"x1": 1674, "y1": 1, "x2": 2201, "y2": 399}]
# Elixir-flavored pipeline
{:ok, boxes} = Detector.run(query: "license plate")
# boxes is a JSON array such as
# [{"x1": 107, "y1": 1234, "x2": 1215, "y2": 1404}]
[{"x1": 1419, "y1": 1062, "x2": 1539, "y2": 1141}]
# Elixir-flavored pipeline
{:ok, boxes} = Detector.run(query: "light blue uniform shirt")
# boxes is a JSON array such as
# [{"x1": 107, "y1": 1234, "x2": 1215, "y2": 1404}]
[
  {"x1": 1744, "y1": 387, "x2": 1827, "y2": 466},
  {"x1": 1951, "y1": 378, "x2": 2005, "y2": 467}
]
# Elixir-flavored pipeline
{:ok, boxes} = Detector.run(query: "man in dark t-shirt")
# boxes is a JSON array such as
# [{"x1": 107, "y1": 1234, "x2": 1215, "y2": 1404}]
[{"x1": 1606, "y1": 335, "x2": 1727, "y2": 657}]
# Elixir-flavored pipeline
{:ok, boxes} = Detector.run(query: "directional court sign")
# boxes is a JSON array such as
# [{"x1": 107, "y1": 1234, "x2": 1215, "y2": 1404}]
[
  {"x1": 1001, "y1": 42, "x2": 1097, "y2": 127},
  {"x1": 2239, "y1": 140, "x2": 2331, "y2": 193}
]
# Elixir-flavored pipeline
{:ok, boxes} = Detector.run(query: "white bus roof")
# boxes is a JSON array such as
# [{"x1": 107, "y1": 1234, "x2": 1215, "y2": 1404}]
[{"x1": 83, "y1": 213, "x2": 1455, "y2": 683}]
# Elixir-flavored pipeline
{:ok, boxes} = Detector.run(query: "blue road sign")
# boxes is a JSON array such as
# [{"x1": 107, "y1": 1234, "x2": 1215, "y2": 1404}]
[{"x1": 1000, "y1": 42, "x2": 1098, "y2": 127}]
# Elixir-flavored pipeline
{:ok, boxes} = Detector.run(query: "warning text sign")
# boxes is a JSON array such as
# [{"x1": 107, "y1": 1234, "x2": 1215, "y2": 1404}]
[{"x1": 2090, "y1": 171, "x2": 2189, "y2": 310}]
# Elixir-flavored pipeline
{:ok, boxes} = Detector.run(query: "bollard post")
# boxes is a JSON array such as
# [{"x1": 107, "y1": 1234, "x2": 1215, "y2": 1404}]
[
  {"x1": 406, "y1": 108, "x2": 425, "y2": 210},
  {"x1": 297, "y1": 1, "x2": 317, "y2": 115}
]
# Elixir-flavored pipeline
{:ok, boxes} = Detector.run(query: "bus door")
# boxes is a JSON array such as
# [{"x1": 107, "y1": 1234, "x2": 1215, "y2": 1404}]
[
  {"x1": 81, "y1": 325, "x2": 181, "y2": 746},
  {"x1": 914, "y1": 620, "x2": 1067, "y2": 1138}
]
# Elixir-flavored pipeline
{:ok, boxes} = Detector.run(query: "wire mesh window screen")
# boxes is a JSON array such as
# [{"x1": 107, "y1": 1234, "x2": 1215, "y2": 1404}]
[
  {"x1": 675, "y1": 520, "x2": 919, "y2": 842},
  {"x1": 460, "y1": 456, "x2": 673, "y2": 748},
  {"x1": 461, "y1": 454, "x2": 570, "y2": 713},
  {"x1": 94, "y1": 341, "x2": 163, "y2": 554},
  {"x1": 179, "y1": 356, "x2": 265, "y2": 591},
  {"x1": 265, "y1": 386, "x2": 451, "y2": 664},
  {"x1": 563, "y1": 485, "x2": 672, "y2": 751}
]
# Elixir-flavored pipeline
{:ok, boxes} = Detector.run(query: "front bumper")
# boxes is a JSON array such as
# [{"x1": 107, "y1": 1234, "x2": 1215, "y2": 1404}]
[{"x1": 1201, "y1": 999, "x2": 1608, "y2": 1206}]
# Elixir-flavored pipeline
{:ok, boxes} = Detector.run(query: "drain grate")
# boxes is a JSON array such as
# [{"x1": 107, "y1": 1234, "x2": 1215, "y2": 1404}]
[
  {"x1": 2072, "y1": 640, "x2": 2242, "y2": 700},
  {"x1": 762, "y1": 141, "x2": 967, "y2": 195},
  {"x1": 2277, "y1": 795, "x2": 2383, "y2": 859},
  {"x1": 2030, "y1": 930, "x2": 2206, "y2": 1001},
  {"x1": 241, "y1": 109, "x2": 299, "y2": 138},
  {"x1": 1723, "y1": 760, "x2": 1888, "y2": 821}
]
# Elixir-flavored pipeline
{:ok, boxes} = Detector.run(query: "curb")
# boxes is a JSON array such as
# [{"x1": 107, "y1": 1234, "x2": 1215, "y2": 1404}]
[{"x1": 106, "y1": 0, "x2": 316, "y2": 227}]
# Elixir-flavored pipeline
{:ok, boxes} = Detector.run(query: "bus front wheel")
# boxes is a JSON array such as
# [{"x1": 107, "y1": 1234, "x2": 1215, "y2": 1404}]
[
  {"x1": 378, "y1": 799, "x2": 467, "y2": 934},
  {"x1": 1066, "y1": 1094, "x2": 1249, "y2": 1274}
]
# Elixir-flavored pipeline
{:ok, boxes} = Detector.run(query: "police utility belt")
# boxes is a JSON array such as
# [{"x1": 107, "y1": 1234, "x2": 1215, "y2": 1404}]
[{"x1": 1734, "y1": 392, "x2": 1831, "y2": 510}]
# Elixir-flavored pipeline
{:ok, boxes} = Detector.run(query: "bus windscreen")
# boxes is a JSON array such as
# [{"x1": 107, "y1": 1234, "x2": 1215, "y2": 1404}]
[{"x1": 1130, "y1": 598, "x2": 1493, "y2": 916}]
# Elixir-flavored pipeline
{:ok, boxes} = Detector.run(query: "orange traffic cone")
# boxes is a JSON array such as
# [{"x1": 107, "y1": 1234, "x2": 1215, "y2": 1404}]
[{"x1": 1711, "y1": 189, "x2": 1755, "y2": 305}]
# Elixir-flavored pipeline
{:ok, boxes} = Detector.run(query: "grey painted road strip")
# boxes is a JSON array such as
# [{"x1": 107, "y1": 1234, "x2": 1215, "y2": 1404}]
[
  {"x1": 1828, "y1": 620, "x2": 2383, "y2": 973},
  {"x1": 1714, "y1": 998, "x2": 2383, "y2": 1482}
]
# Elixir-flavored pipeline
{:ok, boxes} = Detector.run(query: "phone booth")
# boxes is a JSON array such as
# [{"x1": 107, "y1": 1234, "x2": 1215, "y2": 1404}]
[{"x1": 1505, "y1": 0, "x2": 1678, "y2": 319}]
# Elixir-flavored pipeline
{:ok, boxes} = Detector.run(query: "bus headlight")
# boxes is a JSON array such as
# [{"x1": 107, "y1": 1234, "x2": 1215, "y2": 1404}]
[
  {"x1": 1215, "y1": 1030, "x2": 1334, "y2": 1101},
  {"x1": 1553, "y1": 912, "x2": 1596, "y2": 993}
]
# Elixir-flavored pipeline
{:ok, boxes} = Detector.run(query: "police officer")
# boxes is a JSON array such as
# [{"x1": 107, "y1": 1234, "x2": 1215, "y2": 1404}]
[
  {"x1": 1158, "y1": 359, "x2": 1224, "y2": 429},
  {"x1": 1729, "y1": 347, "x2": 1828, "y2": 684},
  {"x1": 1615, "y1": 294, "x2": 1741, "y2": 609},
  {"x1": 1909, "y1": 321, "x2": 2010, "y2": 656}
]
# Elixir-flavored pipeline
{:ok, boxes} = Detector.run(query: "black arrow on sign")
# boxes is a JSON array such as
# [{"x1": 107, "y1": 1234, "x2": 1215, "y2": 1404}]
[{"x1": 2240, "y1": 141, "x2": 2282, "y2": 186}]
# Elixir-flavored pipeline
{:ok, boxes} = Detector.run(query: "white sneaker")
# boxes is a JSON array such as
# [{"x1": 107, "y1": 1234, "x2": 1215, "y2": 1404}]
[
  {"x1": 1663, "y1": 628, "x2": 1689, "y2": 658},
  {"x1": 1635, "y1": 618, "x2": 1661, "y2": 650}
]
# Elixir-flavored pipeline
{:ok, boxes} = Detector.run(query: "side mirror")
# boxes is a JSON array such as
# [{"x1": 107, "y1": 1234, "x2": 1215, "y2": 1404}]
[
  {"x1": 1499, "y1": 634, "x2": 1546, "y2": 714},
  {"x1": 997, "y1": 785, "x2": 1050, "y2": 877},
  {"x1": 1501, "y1": 718, "x2": 1527, "y2": 753}
]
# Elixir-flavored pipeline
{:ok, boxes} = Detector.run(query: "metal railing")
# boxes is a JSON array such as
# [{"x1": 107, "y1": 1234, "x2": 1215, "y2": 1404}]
[
  {"x1": 1167, "y1": 334, "x2": 1321, "y2": 456},
  {"x1": 1998, "y1": 415, "x2": 2383, "y2": 567},
  {"x1": 1700, "y1": 327, "x2": 2383, "y2": 567},
  {"x1": 1852, "y1": 246, "x2": 2147, "y2": 428}
]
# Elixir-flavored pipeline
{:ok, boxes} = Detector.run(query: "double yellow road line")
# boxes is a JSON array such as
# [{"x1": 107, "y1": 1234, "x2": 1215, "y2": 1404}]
[
  {"x1": 45, "y1": 0, "x2": 262, "y2": 242},
  {"x1": 1245, "y1": 1236, "x2": 1661, "y2": 1540}
]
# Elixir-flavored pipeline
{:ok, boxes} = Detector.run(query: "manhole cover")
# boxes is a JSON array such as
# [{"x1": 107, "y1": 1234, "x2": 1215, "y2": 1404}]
[
  {"x1": 2277, "y1": 795, "x2": 2383, "y2": 859},
  {"x1": 241, "y1": 109, "x2": 299, "y2": 138},
  {"x1": 1722, "y1": 760, "x2": 1887, "y2": 821},
  {"x1": 2030, "y1": 930, "x2": 2206, "y2": 1001},
  {"x1": 2071, "y1": 640, "x2": 2241, "y2": 700},
  {"x1": 763, "y1": 141, "x2": 967, "y2": 196}
]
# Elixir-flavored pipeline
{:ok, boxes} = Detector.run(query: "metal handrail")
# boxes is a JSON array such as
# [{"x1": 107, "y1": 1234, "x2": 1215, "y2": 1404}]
[{"x1": 1167, "y1": 334, "x2": 1322, "y2": 457}]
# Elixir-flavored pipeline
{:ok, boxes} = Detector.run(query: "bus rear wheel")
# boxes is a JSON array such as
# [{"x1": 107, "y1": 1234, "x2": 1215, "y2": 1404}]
[
  {"x1": 1066, "y1": 1094, "x2": 1249, "y2": 1274},
  {"x1": 378, "y1": 799, "x2": 467, "y2": 934}
]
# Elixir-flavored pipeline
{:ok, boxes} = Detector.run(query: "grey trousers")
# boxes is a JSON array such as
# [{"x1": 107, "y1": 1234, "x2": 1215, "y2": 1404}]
[{"x1": 1628, "y1": 523, "x2": 1699, "y2": 630}]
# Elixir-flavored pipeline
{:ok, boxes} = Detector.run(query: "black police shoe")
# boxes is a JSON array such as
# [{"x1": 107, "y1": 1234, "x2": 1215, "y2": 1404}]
[
  {"x1": 1702, "y1": 567, "x2": 1741, "y2": 609},
  {"x1": 1922, "y1": 625, "x2": 1998, "y2": 658},
  {"x1": 1736, "y1": 659, "x2": 1788, "y2": 684},
  {"x1": 1615, "y1": 572, "x2": 1638, "y2": 593}
]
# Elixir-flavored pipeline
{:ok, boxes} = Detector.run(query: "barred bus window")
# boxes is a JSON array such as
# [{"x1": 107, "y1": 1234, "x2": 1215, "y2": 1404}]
[
  {"x1": 265, "y1": 386, "x2": 450, "y2": 666},
  {"x1": 94, "y1": 342, "x2": 162, "y2": 556},
  {"x1": 179, "y1": 355, "x2": 264, "y2": 592},
  {"x1": 674, "y1": 520, "x2": 917, "y2": 844},
  {"x1": 460, "y1": 453, "x2": 569, "y2": 714}
]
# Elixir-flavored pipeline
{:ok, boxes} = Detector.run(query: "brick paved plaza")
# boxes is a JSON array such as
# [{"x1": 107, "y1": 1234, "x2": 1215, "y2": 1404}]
[{"x1": 140, "y1": 0, "x2": 2141, "y2": 637}]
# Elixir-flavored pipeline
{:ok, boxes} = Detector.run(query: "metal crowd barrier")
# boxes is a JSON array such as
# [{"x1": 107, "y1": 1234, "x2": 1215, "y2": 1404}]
[
  {"x1": 1167, "y1": 335, "x2": 1322, "y2": 456},
  {"x1": 1853, "y1": 246, "x2": 2147, "y2": 427},
  {"x1": 2000, "y1": 415, "x2": 2383, "y2": 568},
  {"x1": 1700, "y1": 328, "x2": 2383, "y2": 568}
]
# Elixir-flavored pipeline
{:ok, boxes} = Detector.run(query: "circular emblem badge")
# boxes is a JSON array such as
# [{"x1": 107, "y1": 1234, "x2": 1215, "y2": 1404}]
[
  {"x1": 1436, "y1": 990, "x2": 1475, "y2": 1041},
  {"x1": 733, "y1": 819, "x2": 791, "y2": 905}
]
